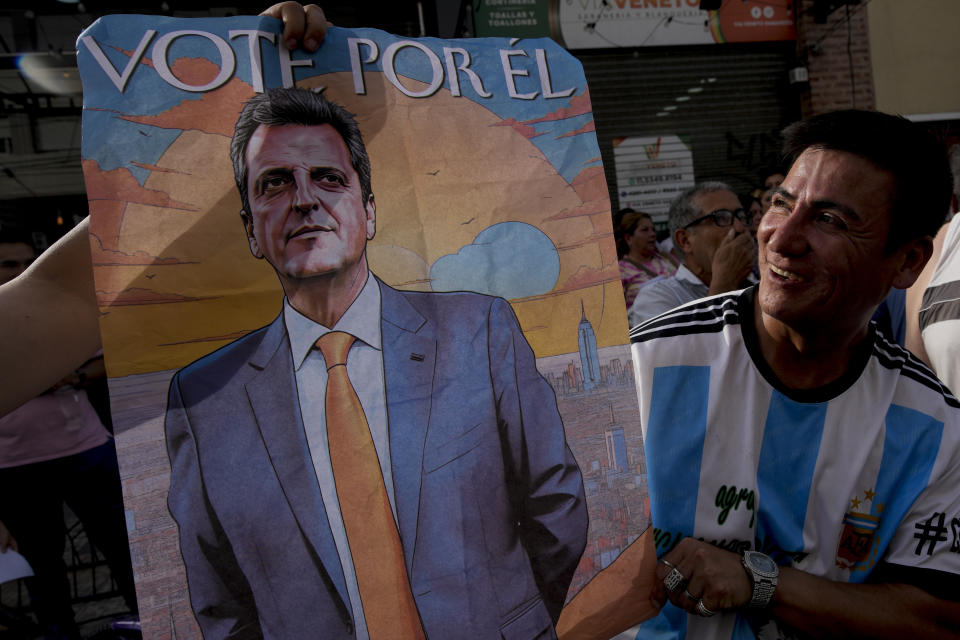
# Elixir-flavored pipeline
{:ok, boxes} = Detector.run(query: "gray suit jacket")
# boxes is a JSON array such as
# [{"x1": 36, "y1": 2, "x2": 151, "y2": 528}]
[{"x1": 165, "y1": 281, "x2": 587, "y2": 639}]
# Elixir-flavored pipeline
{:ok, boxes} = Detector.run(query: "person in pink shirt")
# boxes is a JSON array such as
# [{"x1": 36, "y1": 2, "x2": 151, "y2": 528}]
[
  {"x1": 617, "y1": 209, "x2": 679, "y2": 309},
  {"x1": 0, "y1": 231, "x2": 137, "y2": 640}
]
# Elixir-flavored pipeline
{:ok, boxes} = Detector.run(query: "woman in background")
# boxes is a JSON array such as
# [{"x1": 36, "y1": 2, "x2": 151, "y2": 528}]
[{"x1": 616, "y1": 209, "x2": 678, "y2": 309}]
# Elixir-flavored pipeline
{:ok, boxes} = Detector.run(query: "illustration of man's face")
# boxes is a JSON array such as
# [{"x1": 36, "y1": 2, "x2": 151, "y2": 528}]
[{"x1": 242, "y1": 123, "x2": 376, "y2": 285}]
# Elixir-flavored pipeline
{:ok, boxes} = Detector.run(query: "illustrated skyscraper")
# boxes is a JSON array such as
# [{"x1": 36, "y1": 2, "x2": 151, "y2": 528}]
[
  {"x1": 577, "y1": 301, "x2": 601, "y2": 392},
  {"x1": 605, "y1": 427, "x2": 628, "y2": 473}
]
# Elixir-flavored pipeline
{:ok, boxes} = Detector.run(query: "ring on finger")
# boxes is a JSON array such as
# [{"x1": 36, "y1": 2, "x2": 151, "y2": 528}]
[
  {"x1": 695, "y1": 599, "x2": 716, "y2": 617},
  {"x1": 683, "y1": 590, "x2": 698, "y2": 602},
  {"x1": 663, "y1": 567, "x2": 686, "y2": 592},
  {"x1": 661, "y1": 559, "x2": 677, "y2": 571}
]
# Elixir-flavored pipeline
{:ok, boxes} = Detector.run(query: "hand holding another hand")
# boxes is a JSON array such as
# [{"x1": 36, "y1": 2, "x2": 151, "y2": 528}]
[{"x1": 653, "y1": 538, "x2": 752, "y2": 617}]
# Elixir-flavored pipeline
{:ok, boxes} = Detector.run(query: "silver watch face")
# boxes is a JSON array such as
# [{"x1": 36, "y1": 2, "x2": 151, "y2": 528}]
[{"x1": 746, "y1": 551, "x2": 778, "y2": 574}]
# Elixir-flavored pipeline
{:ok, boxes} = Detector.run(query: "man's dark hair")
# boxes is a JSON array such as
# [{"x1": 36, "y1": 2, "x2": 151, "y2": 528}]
[
  {"x1": 781, "y1": 110, "x2": 953, "y2": 251},
  {"x1": 230, "y1": 87, "x2": 373, "y2": 215}
]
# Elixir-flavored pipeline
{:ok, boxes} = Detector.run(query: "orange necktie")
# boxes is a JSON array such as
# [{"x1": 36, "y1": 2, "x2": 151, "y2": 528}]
[{"x1": 315, "y1": 331, "x2": 425, "y2": 640}]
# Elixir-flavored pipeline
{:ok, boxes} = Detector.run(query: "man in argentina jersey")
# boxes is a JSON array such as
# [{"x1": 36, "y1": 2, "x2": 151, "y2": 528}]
[{"x1": 631, "y1": 111, "x2": 960, "y2": 639}]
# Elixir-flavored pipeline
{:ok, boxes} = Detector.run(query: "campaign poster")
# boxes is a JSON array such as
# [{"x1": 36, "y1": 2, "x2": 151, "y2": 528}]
[{"x1": 78, "y1": 14, "x2": 653, "y2": 638}]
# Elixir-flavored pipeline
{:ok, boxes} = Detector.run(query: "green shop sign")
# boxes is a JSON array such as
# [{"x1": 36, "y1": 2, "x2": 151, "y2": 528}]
[{"x1": 474, "y1": 0, "x2": 552, "y2": 39}]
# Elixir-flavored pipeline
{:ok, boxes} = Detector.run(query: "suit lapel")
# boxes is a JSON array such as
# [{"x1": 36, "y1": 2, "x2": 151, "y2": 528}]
[
  {"x1": 244, "y1": 316, "x2": 351, "y2": 614},
  {"x1": 379, "y1": 281, "x2": 436, "y2": 571}
]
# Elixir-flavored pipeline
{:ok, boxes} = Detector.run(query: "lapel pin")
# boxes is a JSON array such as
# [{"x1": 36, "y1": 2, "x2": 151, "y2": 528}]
[{"x1": 410, "y1": 353, "x2": 425, "y2": 362}]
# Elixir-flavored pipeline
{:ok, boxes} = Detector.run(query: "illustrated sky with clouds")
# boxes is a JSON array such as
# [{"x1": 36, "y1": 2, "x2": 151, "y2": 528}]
[{"x1": 77, "y1": 14, "x2": 625, "y2": 375}]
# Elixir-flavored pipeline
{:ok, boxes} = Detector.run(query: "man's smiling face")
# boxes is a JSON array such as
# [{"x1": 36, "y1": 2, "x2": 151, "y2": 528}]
[
  {"x1": 757, "y1": 147, "x2": 913, "y2": 337},
  {"x1": 242, "y1": 123, "x2": 375, "y2": 285}
]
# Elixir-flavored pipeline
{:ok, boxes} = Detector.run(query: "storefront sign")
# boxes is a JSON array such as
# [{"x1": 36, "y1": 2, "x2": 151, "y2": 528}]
[
  {"x1": 614, "y1": 134, "x2": 695, "y2": 224},
  {"x1": 474, "y1": 0, "x2": 552, "y2": 38},
  {"x1": 557, "y1": 0, "x2": 795, "y2": 49}
]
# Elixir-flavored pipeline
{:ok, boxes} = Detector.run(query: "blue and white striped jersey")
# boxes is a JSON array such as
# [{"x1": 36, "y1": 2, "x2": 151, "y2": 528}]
[{"x1": 630, "y1": 287, "x2": 960, "y2": 640}]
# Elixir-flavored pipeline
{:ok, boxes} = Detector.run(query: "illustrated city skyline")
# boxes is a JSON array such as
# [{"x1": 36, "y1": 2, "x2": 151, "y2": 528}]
[{"x1": 535, "y1": 306, "x2": 649, "y2": 597}]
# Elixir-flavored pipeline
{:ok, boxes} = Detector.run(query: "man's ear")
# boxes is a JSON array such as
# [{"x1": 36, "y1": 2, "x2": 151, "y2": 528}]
[
  {"x1": 365, "y1": 194, "x2": 376, "y2": 241},
  {"x1": 674, "y1": 227, "x2": 692, "y2": 254},
  {"x1": 240, "y1": 210, "x2": 263, "y2": 259},
  {"x1": 891, "y1": 235, "x2": 934, "y2": 290}
]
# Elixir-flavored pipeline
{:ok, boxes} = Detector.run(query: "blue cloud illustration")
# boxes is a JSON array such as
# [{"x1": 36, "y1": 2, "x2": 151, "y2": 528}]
[{"x1": 429, "y1": 222, "x2": 560, "y2": 299}]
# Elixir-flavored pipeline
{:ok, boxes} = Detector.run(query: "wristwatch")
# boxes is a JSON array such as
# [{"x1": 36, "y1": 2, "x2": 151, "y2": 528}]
[{"x1": 742, "y1": 550, "x2": 778, "y2": 609}]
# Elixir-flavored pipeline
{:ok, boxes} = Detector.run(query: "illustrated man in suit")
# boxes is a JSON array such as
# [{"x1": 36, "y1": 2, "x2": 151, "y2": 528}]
[{"x1": 164, "y1": 87, "x2": 588, "y2": 640}]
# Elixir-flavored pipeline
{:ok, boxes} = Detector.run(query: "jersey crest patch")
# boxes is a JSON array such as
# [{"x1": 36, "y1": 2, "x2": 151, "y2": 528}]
[{"x1": 836, "y1": 488, "x2": 882, "y2": 572}]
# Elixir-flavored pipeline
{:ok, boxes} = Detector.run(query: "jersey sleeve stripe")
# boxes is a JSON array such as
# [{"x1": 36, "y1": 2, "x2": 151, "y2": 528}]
[
  {"x1": 919, "y1": 280, "x2": 960, "y2": 329},
  {"x1": 872, "y1": 333, "x2": 960, "y2": 408},
  {"x1": 630, "y1": 294, "x2": 741, "y2": 343}
]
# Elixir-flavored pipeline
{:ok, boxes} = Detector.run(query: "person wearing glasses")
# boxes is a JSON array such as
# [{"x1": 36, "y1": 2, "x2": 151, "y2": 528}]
[{"x1": 627, "y1": 182, "x2": 756, "y2": 327}]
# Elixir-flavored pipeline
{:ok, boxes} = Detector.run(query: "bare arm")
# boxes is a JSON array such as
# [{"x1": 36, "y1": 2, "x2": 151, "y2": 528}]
[
  {"x1": 773, "y1": 566, "x2": 960, "y2": 638},
  {"x1": 556, "y1": 529, "x2": 660, "y2": 640},
  {"x1": 0, "y1": 219, "x2": 100, "y2": 416}
]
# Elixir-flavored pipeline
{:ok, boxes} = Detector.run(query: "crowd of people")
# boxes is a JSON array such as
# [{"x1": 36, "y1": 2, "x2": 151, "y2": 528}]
[
  {"x1": 615, "y1": 170, "x2": 788, "y2": 328},
  {"x1": 614, "y1": 158, "x2": 947, "y2": 351},
  {"x1": 1, "y1": 2, "x2": 959, "y2": 640},
  {"x1": 617, "y1": 181, "x2": 757, "y2": 328},
  {"x1": 616, "y1": 109, "x2": 960, "y2": 640},
  {"x1": 599, "y1": 113, "x2": 960, "y2": 639}
]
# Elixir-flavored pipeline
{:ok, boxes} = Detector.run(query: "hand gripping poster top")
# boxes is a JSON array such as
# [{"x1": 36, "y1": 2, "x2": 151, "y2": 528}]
[{"x1": 78, "y1": 14, "x2": 657, "y2": 640}]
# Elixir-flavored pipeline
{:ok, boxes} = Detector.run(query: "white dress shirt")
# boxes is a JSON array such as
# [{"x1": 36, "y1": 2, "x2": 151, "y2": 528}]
[
  {"x1": 283, "y1": 276, "x2": 392, "y2": 640},
  {"x1": 628, "y1": 263, "x2": 709, "y2": 327}
]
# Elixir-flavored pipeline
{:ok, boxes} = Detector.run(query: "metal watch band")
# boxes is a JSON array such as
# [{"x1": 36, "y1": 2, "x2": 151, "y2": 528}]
[
  {"x1": 742, "y1": 550, "x2": 778, "y2": 609},
  {"x1": 748, "y1": 575, "x2": 776, "y2": 608}
]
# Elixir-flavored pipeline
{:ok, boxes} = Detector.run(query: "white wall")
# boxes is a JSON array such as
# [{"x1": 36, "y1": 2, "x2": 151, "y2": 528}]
[{"x1": 867, "y1": 0, "x2": 960, "y2": 117}]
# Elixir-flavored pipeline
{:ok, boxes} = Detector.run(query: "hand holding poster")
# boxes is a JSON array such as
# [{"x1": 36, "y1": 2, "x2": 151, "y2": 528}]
[{"x1": 78, "y1": 13, "x2": 657, "y2": 639}]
